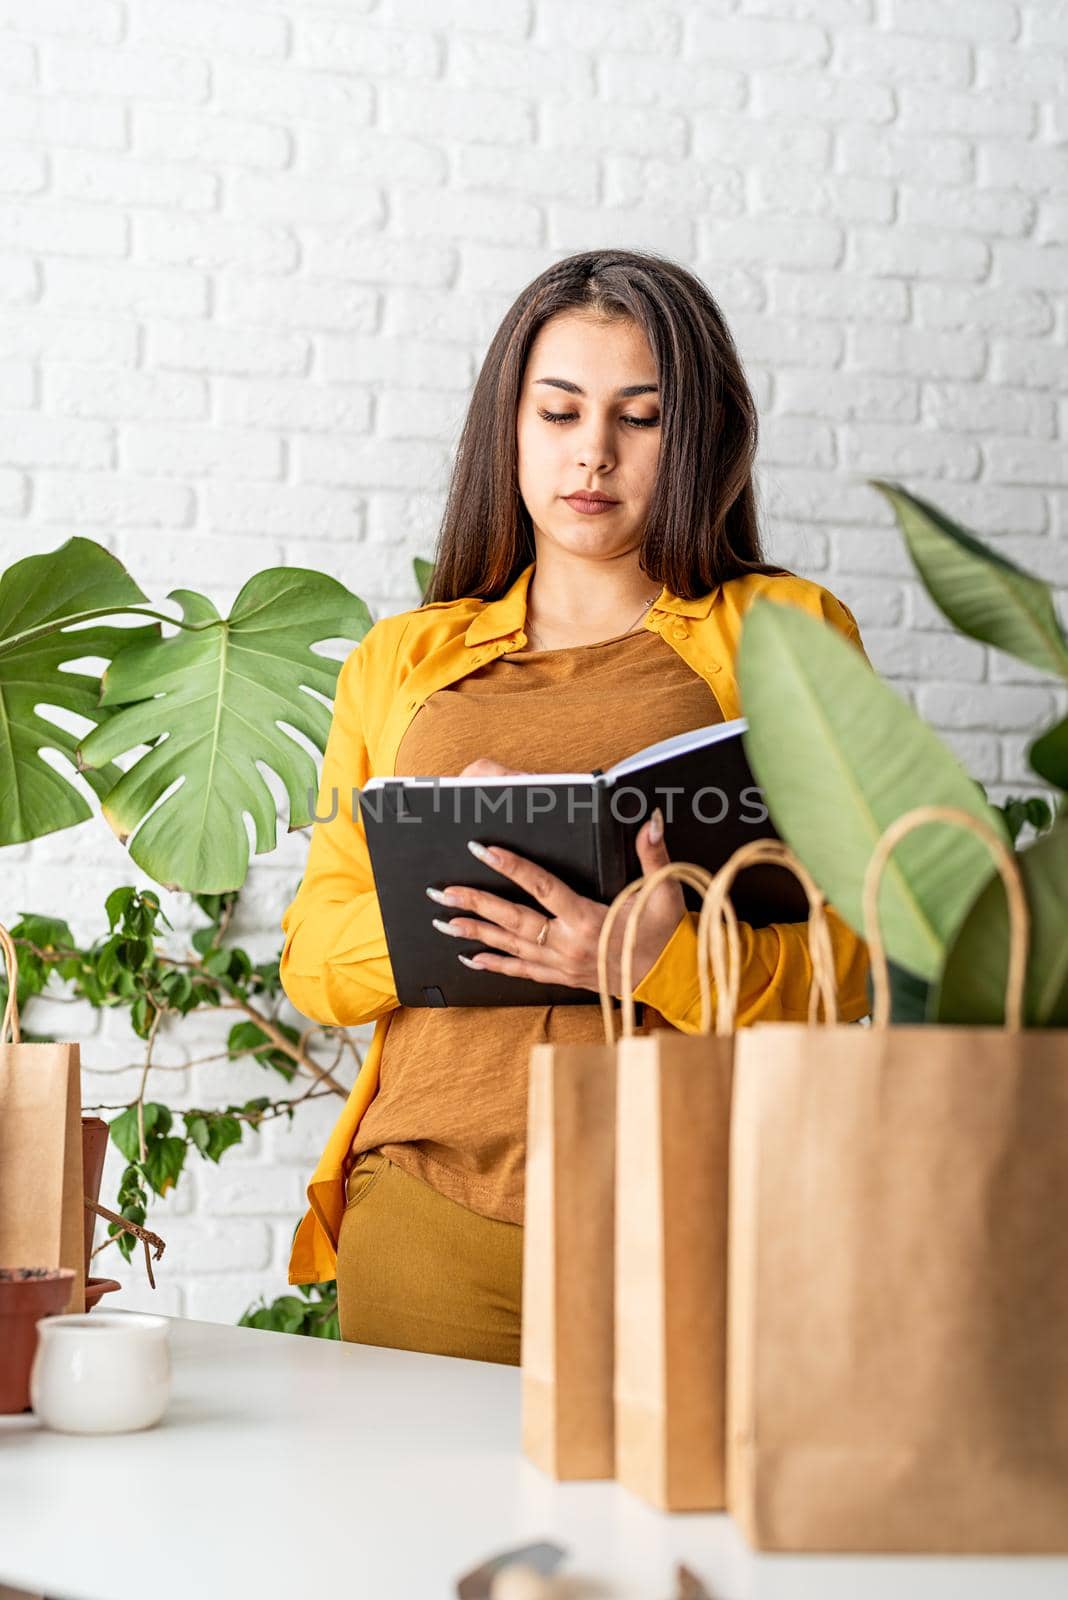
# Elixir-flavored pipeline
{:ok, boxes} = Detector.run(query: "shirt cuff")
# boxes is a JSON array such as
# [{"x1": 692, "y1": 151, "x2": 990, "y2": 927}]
[{"x1": 631, "y1": 909, "x2": 707, "y2": 1034}]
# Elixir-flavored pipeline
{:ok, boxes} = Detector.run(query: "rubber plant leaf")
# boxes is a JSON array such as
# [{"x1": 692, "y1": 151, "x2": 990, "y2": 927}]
[
  {"x1": 77, "y1": 568, "x2": 372, "y2": 893},
  {"x1": 932, "y1": 820, "x2": 1068, "y2": 1026},
  {"x1": 871, "y1": 479, "x2": 1068, "y2": 680},
  {"x1": 737, "y1": 597, "x2": 1010, "y2": 983},
  {"x1": 0, "y1": 537, "x2": 154, "y2": 845}
]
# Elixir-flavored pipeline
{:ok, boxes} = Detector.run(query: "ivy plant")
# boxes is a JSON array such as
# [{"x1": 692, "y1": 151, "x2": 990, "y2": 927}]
[{"x1": 2, "y1": 883, "x2": 358, "y2": 1334}]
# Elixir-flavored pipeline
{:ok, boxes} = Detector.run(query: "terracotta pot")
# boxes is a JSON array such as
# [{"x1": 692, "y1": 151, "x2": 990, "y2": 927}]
[
  {"x1": 0, "y1": 1268, "x2": 76, "y2": 1413},
  {"x1": 81, "y1": 1115, "x2": 109, "y2": 1291},
  {"x1": 85, "y1": 1276, "x2": 121, "y2": 1312}
]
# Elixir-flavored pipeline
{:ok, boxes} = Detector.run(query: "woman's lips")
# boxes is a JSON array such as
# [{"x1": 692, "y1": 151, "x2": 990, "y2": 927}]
[{"x1": 564, "y1": 494, "x2": 620, "y2": 515}]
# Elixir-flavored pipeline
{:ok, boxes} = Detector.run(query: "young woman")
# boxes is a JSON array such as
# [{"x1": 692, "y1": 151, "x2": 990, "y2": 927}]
[{"x1": 279, "y1": 249, "x2": 872, "y2": 1364}]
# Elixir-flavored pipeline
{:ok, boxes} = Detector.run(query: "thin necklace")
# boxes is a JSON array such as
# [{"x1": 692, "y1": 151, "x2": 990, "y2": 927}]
[{"x1": 525, "y1": 592, "x2": 659, "y2": 653}]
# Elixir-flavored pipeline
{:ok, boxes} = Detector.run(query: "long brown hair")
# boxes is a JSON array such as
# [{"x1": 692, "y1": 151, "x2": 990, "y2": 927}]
[{"x1": 423, "y1": 248, "x2": 788, "y2": 605}]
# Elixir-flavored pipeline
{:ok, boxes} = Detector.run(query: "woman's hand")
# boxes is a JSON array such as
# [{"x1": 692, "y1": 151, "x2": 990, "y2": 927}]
[{"x1": 426, "y1": 758, "x2": 685, "y2": 997}]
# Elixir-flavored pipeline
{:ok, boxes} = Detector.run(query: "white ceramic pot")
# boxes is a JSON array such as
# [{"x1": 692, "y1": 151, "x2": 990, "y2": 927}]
[{"x1": 30, "y1": 1312, "x2": 171, "y2": 1434}]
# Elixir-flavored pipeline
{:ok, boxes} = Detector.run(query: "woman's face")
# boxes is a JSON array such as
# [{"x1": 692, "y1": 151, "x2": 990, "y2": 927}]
[{"x1": 516, "y1": 310, "x2": 662, "y2": 562}]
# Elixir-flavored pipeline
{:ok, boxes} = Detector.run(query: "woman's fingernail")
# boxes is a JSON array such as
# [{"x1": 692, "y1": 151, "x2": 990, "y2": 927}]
[
  {"x1": 431, "y1": 917, "x2": 462, "y2": 938},
  {"x1": 648, "y1": 806, "x2": 664, "y2": 843},
  {"x1": 458, "y1": 953, "x2": 484, "y2": 968},
  {"x1": 426, "y1": 886, "x2": 459, "y2": 906},
  {"x1": 467, "y1": 839, "x2": 500, "y2": 866}
]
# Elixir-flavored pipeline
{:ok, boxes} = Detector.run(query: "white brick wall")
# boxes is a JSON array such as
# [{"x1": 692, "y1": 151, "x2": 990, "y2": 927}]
[{"x1": 1, "y1": 0, "x2": 1066, "y2": 1323}]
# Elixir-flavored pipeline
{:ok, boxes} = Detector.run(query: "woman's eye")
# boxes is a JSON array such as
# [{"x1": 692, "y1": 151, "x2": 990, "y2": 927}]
[{"x1": 537, "y1": 409, "x2": 659, "y2": 429}]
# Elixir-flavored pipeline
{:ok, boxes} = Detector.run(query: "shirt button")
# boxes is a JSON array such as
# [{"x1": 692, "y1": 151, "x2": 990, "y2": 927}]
[{"x1": 672, "y1": 623, "x2": 688, "y2": 640}]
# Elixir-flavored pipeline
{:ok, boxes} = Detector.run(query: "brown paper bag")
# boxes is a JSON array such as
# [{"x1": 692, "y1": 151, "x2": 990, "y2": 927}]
[
  {"x1": 613, "y1": 848, "x2": 834, "y2": 1512},
  {"x1": 727, "y1": 804, "x2": 1068, "y2": 1552},
  {"x1": 0, "y1": 923, "x2": 85, "y2": 1313},
  {"x1": 520, "y1": 869, "x2": 706, "y2": 1481}
]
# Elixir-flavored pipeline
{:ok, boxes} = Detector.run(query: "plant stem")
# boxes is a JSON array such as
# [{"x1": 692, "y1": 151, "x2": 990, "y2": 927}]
[{"x1": 135, "y1": 1006, "x2": 163, "y2": 1164}]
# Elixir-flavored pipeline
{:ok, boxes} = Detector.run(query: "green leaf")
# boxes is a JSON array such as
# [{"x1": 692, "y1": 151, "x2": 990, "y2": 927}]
[
  {"x1": 3, "y1": 915, "x2": 74, "y2": 1013},
  {"x1": 110, "y1": 1102, "x2": 170, "y2": 1162},
  {"x1": 227, "y1": 1018, "x2": 298, "y2": 1079},
  {"x1": 205, "y1": 1114, "x2": 242, "y2": 1162},
  {"x1": 0, "y1": 538, "x2": 155, "y2": 846},
  {"x1": 1025, "y1": 796, "x2": 1054, "y2": 833},
  {"x1": 109, "y1": 1107, "x2": 141, "y2": 1162},
  {"x1": 932, "y1": 822, "x2": 1068, "y2": 1026},
  {"x1": 190, "y1": 926, "x2": 217, "y2": 956},
  {"x1": 116, "y1": 1162, "x2": 145, "y2": 1211},
  {"x1": 113, "y1": 966, "x2": 137, "y2": 999},
  {"x1": 160, "y1": 968, "x2": 193, "y2": 1007},
  {"x1": 94, "y1": 935, "x2": 124, "y2": 990},
  {"x1": 1029, "y1": 714, "x2": 1068, "y2": 792},
  {"x1": 144, "y1": 1134, "x2": 187, "y2": 1196},
  {"x1": 130, "y1": 991, "x2": 156, "y2": 1037},
  {"x1": 737, "y1": 599, "x2": 1010, "y2": 982},
  {"x1": 226, "y1": 946, "x2": 253, "y2": 982},
  {"x1": 77, "y1": 568, "x2": 372, "y2": 892},
  {"x1": 871, "y1": 479, "x2": 1068, "y2": 680},
  {"x1": 194, "y1": 890, "x2": 238, "y2": 925},
  {"x1": 12, "y1": 913, "x2": 73, "y2": 952},
  {"x1": 413, "y1": 556, "x2": 434, "y2": 599},
  {"x1": 185, "y1": 1114, "x2": 211, "y2": 1155},
  {"x1": 867, "y1": 958, "x2": 932, "y2": 1025},
  {"x1": 997, "y1": 793, "x2": 1055, "y2": 844},
  {"x1": 105, "y1": 885, "x2": 137, "y2": 932},
  {"x1": 238, "y1": 1283, "x2": 339, "y2": 1339},
  {"x1": 228, "y1": 1019, "x2": 270, "y2": 1056}
]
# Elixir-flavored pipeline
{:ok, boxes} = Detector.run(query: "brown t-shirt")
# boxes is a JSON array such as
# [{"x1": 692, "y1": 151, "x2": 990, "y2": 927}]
[{"x1": 348, "y1": 624, "x2": 724, "y2": 1224}]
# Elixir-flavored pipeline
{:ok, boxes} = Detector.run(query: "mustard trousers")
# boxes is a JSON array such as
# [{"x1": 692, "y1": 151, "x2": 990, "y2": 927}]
[{"x1": 335, "y1": 1149, "x2": 523, "y2": 1365}]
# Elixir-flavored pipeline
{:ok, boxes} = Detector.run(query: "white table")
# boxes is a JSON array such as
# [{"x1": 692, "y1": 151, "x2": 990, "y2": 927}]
[{"x1": 1, "y1": 1311, "x2": 1066, "y2": 1600}]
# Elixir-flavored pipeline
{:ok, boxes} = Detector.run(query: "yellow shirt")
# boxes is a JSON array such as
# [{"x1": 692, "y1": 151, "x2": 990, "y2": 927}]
[{"x1": 279, "y1": 560, "x2": 872, "y2": 1285}]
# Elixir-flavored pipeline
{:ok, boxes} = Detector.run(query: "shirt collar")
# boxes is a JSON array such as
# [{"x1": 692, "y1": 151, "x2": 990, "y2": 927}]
[{"x1": 463, "y1": 560, "x2": 718, "y2": 646}]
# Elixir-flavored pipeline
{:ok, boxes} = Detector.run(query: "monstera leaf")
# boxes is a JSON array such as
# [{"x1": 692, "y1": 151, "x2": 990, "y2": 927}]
[
  {"x1": 78, "y1": 569, "x2": 372, "y2": 892},
  {"x1": 737, "y1": 599, "x2": 1009, "y2": 982},
  {"x1": 0, "y1": 538, "x2": 156, "y2": 845},
  {"x1": 932, "y1": 821, "x2": 1068, "y2": 1026},
  {"x1": 871, "y1": 479, "x2": 1068, "y2": 680}
]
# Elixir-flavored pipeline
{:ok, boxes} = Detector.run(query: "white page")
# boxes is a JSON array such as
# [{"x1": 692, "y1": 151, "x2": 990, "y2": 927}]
[{"x1": 603, "y1": 715, "x2": 748, "y2": 781}]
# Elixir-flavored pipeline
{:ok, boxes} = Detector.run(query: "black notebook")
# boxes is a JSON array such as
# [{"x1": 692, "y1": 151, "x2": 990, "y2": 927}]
[{"x1": 358, "y1": 715, "x2": 809, "y2": 1008}]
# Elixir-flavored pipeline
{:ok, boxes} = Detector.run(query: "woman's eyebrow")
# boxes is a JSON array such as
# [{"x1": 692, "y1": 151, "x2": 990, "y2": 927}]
[{"x1": 534, "y1": 377, "x2": 659, "y2": 397}]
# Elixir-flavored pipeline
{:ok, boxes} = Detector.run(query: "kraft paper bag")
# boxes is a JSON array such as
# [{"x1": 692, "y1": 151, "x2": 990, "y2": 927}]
[
  {"x1": 613, "y1": 847, "x2": 835, "y2": 1513},
  {"x1": 727, "y1": 804, "x2": 1068, "y2": 1553},
  {"x1": 520, "y1": 1028, "x2": 617, "y2": 1479},
  {"x1": 0, "y1": 923, "x2": 85, "y2": 1313},
  {"x1": 520, "y1": 869, "x2": 703, "y2": 1481}
]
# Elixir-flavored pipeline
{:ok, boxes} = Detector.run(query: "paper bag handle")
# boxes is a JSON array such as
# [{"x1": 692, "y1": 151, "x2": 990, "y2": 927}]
[
  {"x1": 598, "y1": 862, "x2": 729, "y2": 1043},
  {"x1": 617, "y1": 861, "x2": 726, "y2": 1040},
  {"x1": 697, "y1": 838, "x2": 839, "y2": 1033},
  {"x1": 863, "y1": 803, "x2": 1030, "y2": 1031},
  {"x1": 0, "y1": 921, "x2": 20, "y2": 1045}
]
